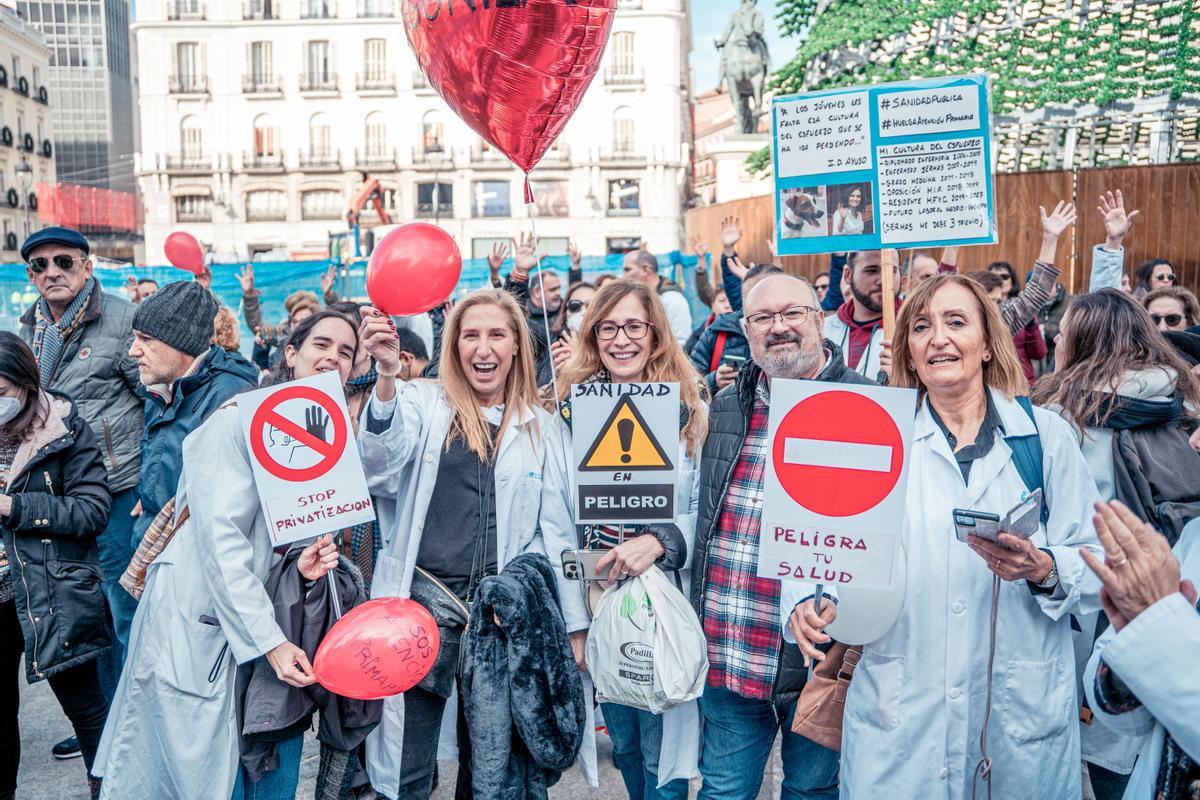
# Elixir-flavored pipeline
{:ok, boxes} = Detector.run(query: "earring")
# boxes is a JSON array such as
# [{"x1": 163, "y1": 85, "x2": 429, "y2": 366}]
[
  {"x1": 907, "y1": 362, "x2": 915, "y2": 370},
  {"x1": 983, "y1": 353, "x2": 992, "y2": 362}
]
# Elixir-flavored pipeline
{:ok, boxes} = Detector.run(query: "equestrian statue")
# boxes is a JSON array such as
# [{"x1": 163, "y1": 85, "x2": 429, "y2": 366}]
[{"x1": 715, "y1": 0, "x2": 772, "y2": 135}]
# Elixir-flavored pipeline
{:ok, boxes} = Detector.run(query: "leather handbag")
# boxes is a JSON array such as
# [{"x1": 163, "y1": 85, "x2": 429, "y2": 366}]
[
  {"x1": 790, "y1": 643, "x2": 862, "y2": 752},
  {"x1": 409, "y1": 566, "x2": 469, "y2": 698},
  {"x1": 120, "y1": 498, "x2": 189, "y2": 600}
]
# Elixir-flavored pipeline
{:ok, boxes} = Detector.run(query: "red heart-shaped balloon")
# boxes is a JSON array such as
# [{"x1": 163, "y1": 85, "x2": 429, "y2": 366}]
[{"x1": 403, "y1": 0, "x2": 616, "y2": 174}]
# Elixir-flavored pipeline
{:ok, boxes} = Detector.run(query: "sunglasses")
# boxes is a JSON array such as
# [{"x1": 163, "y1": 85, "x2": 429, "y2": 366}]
[
  {"x1": 567, "y1": 299, "x2": 589, "y2": 314},
  {"x1": 1154, "y1": 273, "x2": 1176, "y2": 284},
  {"x1": 28, "y1": 255, "x2": 84, "y2": 274},
  {"x1": 1151, "y1": 313, "x2": 1184, "y2": 327}
]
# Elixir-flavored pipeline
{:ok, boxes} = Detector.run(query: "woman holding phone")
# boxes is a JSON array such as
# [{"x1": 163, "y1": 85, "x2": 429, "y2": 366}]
[{"x1": 791, "y1": 275, "x2": 1102, "y2": 799}]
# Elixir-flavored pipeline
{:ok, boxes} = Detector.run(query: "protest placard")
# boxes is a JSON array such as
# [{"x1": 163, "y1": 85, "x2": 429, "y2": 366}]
[
  {"x1": 570, "y1": 382, "x2": 680, "y2": 525},
  {"x1": 239, "y1": 370, "x2": 375, "y2": 547},
  {"x1": 771, "y1": 74, "x2": 995, "y2": 256},
  {"x1": 757, "y1": 381, "x2": 917, "y2": 590}
]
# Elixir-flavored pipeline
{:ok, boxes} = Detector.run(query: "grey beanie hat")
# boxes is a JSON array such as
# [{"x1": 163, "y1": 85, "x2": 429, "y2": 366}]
[{"x1": 133, "y1": 281, "x2": 217, "y2": 357}]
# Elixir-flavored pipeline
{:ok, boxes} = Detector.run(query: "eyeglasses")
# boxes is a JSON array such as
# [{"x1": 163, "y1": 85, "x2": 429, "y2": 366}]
[
  {"x1": 28, "y1": 255, "x2": 84, "y2": 274},
  {"x1": 1154, "y1": 273, "x2": 1176, "y2": 284},
  {"x1": 744, "y1": 305, "x2": 816, "y2": 333},
  {"x1": 1151, "y1": 313, "x2": 1184, "y2": 327},
  {"x1": 567, "y1": 299, "x2": 589, "y2": 314},
  {"x1": 594, "y1": 320, "x2": 652, "y2": 340}
]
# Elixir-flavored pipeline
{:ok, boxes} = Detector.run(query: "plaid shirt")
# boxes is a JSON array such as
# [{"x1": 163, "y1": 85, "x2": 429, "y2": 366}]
[{"x1": 702, "y1": 379, "x2": 782, "y2": 700}]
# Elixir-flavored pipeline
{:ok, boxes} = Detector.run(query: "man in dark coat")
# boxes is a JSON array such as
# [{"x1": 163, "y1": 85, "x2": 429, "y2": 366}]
[
  {"x1": 690, "y1": 273, "x2": 876, "y2": 800},
  {"x1": 689, "y1": 262, "x2": 783, "y2": 397},
  {"x1": 129, "y1": 281, "x2": 258, "y2": 540}
]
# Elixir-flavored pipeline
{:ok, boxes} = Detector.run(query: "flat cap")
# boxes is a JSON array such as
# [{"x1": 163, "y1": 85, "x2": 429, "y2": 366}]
[{"x1": 20, "y1": 226, "x2": 90, "y2": 261}]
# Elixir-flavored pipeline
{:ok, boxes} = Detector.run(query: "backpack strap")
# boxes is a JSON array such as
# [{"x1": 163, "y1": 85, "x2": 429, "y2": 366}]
[
  {"x1": 1005, "y1": 395, "x2": 1049, "y2": 524},
  {"x1": 708, "y1": 330, "x2": 729, "y2": 375}
]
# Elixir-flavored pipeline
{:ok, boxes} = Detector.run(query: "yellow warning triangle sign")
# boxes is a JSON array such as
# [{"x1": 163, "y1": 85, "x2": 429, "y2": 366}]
[{"x1": 579, "y1": 395, "x2": 673, "y2": 472}]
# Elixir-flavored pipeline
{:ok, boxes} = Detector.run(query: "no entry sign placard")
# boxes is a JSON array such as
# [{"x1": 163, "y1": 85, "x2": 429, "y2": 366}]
[
  {"x1": 239, "y1": 371, "x2": 375, "y2": 546},
  {"x1": 757, "y1": 381, "x2": 916, "y2": 590}
]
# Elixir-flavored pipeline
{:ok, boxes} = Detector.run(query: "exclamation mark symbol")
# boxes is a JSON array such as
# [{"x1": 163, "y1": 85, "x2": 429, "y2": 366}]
[{"x1": 617, "y1": 418, "x2": 634, "y2": 464}]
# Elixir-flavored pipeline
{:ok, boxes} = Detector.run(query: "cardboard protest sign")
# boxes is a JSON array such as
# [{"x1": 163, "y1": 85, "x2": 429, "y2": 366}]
[
  {"x1": 771, "y1": 74, "x2": 995, "y2": 256},
  {"x1": 570, "y1": 382, "x2": 680, "y2": 524},
  {"x1": 239, "y1": 371, "x2": 374, "y2": 546},
  {"x1": 757, "y1": 381, "x2": 917, "y2": 590}
]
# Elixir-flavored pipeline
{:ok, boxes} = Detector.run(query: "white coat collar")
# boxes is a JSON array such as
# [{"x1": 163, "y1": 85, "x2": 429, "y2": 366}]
[{"x1": 914, "y1": 387, "x2": 1034, "y2": 440}]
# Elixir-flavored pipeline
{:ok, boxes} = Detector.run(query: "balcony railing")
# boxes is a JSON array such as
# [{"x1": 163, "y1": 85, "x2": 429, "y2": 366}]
[
  {"x1": 164, "y1": 154, "x2": 212, "y2": 171},
  {"x1": 300, "y1": 0, "x2": 336, "y2": 17},
  {"x1": 469, "y1": 144, "x2": 508, "y2": 164},
  {"x1": 299, "y1": 149, "x2": 341, "y2": 168},
  {"x1": 355, "y1": 147, "x2": 397, "y2": 168},
  {"x1": 167, "y1": 1, "x2": 206, "y2": 19},
  {"x1": 412, "y1": 70, "x2": 433, "y2": 92},
  {"x1": 411, "y1": 145, "x2": 450, "y2": 166},
  {"x1": 604, "y1": 65, "x2": 644, "y2": 86},
  {"x1": 599, "y1": 144, "x2": 643, "y2": 162},
  {"x1": 299, "y1": 72, "x2": 338, "y2": 92},
  {"x1": 243, "y1": 150, "x2": 285, "y2": 170},
  {"x1": 242, "y1": 74, "x2": 283, "y2": 94},
  {"x1": 169, "y1": 75, "x2": 209, "y2": 94},
  {"x1": 176, "y1": 209, "x2": 213, "y2": 223},
  {"x1": 243, "y1": 1, "x2": 278, "y2": 19},
  {"x1": 355, "y1": 72, "x2": 396, "y2": 92},
  {"x1": 357, "y1": 0, "x2": 392, "y2": 16}
]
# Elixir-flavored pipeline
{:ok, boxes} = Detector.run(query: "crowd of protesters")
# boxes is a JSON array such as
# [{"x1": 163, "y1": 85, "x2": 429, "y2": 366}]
[{"x1": 0, "y1": 183, "x2": 1196, "y2": 800}]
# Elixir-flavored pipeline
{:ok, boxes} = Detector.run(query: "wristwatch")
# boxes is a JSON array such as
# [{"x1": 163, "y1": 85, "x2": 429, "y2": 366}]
[{"x1": 1035, "y1": 548, "x2": 1059, "y2": 590}]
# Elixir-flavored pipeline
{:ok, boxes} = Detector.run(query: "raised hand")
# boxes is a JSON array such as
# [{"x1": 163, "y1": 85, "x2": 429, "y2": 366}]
[
  {"x1": 1098, "y1": 190, "x2": 1140, "y2": 249},
  {"x1": 726, "y1": 255, "x2": 749, "y2": 280},
  {"x1": 512, "y1": 231, "x2": 539, "y2": 280},
  {"x1": 196, "y1": 265, "x2": 212, "y2": 290},
  {"x1": 320, "y1": 263, "x2": 336, "y2": 297},
  {"x1": 358, "y1": 305, "x2": 400, "y2": 375},
  {"x1": 488, "y1": 242, "x2": 509, "y2": 275},
  {"x1": 720, "y1": 216, "x2": 742, "y2": 255},
  {"x1": 1039, "y1": 200, "x2": 1077, "y2": 240},
  {"x1": 237, "y1": 264, "x2": 255, "y2": 295},
  {"x1": 567, "y1": 241, "x2": 582, "y2": 269},
  {"x1": 687, "y1": 234, "x2": 709, "y2": 261}
]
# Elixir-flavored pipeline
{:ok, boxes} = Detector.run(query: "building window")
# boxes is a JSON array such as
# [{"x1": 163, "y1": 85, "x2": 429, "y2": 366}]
[
  {"x1": 364, "y1": 112, "x2": 387, "y2": 157},
  {"x1": 248, "y1": 41, "x2": 273, "y2": 84},
  {"x1": 416, "y1": 181, "x2": 452, "y2": 217},
  {"x1": 531, "y1": 180, "x2": 569, "y2": 218},
  {"x1": 174, "y1": 42, "x2": 204, "y2": 91},
  {"x1": 472, "y1": 237, "x2": 513, "y2": 260},
  {"x1": 253, "y1": 114, "x2": 278, "y2": 157},
  {"x1": 364, "y1": 39, "x2": 386, "y2": 81},
  {"x1": 611, "y1": 31, "x2": 634, "y2": 75},
  {"x1": 613, "y1": 106, "x2": 635, "y2": 153},
  {"x1": 607, "y1": 236, "x2": 640, "y2": 254},
  {"x1": 309, "y1": 113, "x2": 331, "y2": 157},
  {"x1": 180, "y1": 115, "x2": 203, "y2": 160},
  {"x1": 301, "y1": 189, "x2": 342, "y2": 220},
  {"x1": 421, "y1": 111, "x2": 443, "y2": 153},
  {"x1": 305, "y1": 41, "x2": 333, "y2": 85},
  {"x1": 245, "y1": 190, "x2": 287, "y2": 221},
  {"x1": 472, "y1": 181, "x2": 510, "y2": 218},
  {"x1": 175, "y1": 194, "x2": 212, "y2": 222},
  {"x1": 607, "y1": 178, "x2": 640, "y2": 216}
]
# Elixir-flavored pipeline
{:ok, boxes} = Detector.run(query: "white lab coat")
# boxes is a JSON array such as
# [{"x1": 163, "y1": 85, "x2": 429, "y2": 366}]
[
  {"x1": 823, "y1": 313, "x2": 884, "y2": 381},
  {"x1": 839, "y1": 390, "x2": 1103, "y2": 799},
  {"x1": 359, "y1": 381, "x2": 588, "y2": 800},
  {"x1": 558, "y1": 415, "x2": 704, "y2": 788},
  {"x1": 94, "y1": 407, "x2": 289, "y2": 799},
  {"x1": 1085, "y1": 519, "x2": 1200, "y2": 800}
]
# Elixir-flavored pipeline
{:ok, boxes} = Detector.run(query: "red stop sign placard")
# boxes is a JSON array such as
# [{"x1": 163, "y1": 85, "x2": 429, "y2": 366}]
[{"x1": 770, "y1": 390, "x2": 904, "y2": 518}]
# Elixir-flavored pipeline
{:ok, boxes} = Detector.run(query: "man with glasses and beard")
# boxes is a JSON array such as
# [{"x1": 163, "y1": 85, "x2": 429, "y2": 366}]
[
  {"x1": 690, "y1": 273, "x2": 875, "y2": 799},
  {"x1": 823, "y1": 250, "x2": 900, "y2": 382},
  {"x1": 17, "y1": 227, "x2": 143, "y2": 761}
]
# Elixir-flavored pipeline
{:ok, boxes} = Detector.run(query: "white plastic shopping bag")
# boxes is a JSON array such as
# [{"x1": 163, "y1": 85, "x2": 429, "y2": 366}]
[{"x1": 586, "y1": 567, "x2": 708, "y2": 714}]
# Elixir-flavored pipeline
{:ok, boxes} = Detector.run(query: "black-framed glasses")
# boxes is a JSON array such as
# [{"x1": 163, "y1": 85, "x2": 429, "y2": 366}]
[
  {"x1": 1151, "y1": 313, "x2": 1184, "y2": 327},
  {"x1": 594, "y1": 320, "x2": 652, "y2": 340},
  {"x1": 567, "y1": 298, "x2": 589, "y2": 314},
  {"x1": 28, "y1": 255, "x2": 84, "y2": 274},
  {"x1": 744, "y1": 305, "x2": 816, "y2": 333}
]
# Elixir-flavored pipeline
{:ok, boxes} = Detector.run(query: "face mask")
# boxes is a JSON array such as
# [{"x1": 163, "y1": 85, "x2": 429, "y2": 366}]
[
  {"x1": 0, "y1": 396, "x2": 21, "y2": 427},
  {"x1": 567, "y1": 312, "x2": 585, "y2": 333}
]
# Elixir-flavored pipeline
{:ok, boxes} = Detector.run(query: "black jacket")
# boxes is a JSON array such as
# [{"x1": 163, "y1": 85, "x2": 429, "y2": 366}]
[
  {"x1": 689, "y1": 344, "x2": 876, "y2": 617},
  {"x1": 3, "y1": 392, "x2": 112, "y2": 682},
  {"x1": 689, "y1": 312, "x2": 750, "y2": 397}
]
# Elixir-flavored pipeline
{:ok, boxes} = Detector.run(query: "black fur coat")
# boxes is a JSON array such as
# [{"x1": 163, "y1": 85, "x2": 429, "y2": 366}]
[{"x1": 460, "y1": 553, "x2": 586, "y2": 799}]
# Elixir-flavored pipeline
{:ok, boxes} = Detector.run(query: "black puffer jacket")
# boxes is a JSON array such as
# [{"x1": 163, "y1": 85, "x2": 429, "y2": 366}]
[
  {"x1": 689, "y1": 343, "x2": 876, "y2": 617},
  {"x1": 3, "y1": 392, "x2": 112, "y2": 682}
]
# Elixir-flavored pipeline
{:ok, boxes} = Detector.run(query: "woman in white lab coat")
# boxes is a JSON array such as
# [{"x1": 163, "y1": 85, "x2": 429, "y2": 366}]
[
  {"x1": 1084, "y1": 512, "x2": 1200, "y2": 799},
  {"x1": 356, "y1": 290, "x2": 586, "y2": 800},
  {"x1": 792, "y1": 274, "x2": 1103, "y2": 799}
]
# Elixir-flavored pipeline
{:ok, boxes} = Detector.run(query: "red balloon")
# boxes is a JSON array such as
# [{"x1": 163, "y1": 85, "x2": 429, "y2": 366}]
[
  {"x1": 366, "y1": 223, "x2": 462, "y2": 315},
  {"x1": 313, "y1": 597, "x2": 440, "y2": 700},
  {"x1": 163, "y1": 231, "x2": 205, "y2": 275},
  {"x1": 403, "y1": 0, "x2": 616, "y2": 174}
]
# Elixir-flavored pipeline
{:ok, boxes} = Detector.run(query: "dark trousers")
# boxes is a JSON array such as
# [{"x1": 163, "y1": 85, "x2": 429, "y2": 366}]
[
  {"x1": 393, "y1": 680, "x2": 474, "y2": 800},
  {"x1": 0, "y1": 600, "x2": 109, "y2": 791}
]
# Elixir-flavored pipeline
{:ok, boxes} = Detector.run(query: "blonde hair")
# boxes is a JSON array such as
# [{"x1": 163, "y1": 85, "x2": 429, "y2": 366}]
[
  {"x1": 555, "y1": 280, "x2": 708, "y2": 458},
  {"x1": 439, "y1": 289, "x2": 541, "y2": 460},
  {"x1": 211, "y1": 306, "x2": 240, "y2": 352},
  {"x1": 890, "y1": 274, "x2": 1028, "y2": 398}
]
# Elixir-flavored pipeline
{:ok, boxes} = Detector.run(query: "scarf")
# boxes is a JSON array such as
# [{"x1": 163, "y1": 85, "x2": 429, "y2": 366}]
[
  {"x1": 345, "y1": 366, "x2": 378, "y2": 396},
  {"x1": 32, "y1": 277, "x2": 95, "y2": 384},
  {"x1": 1081, "y1": 390, "x2": 1182, "y2": 431}
]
